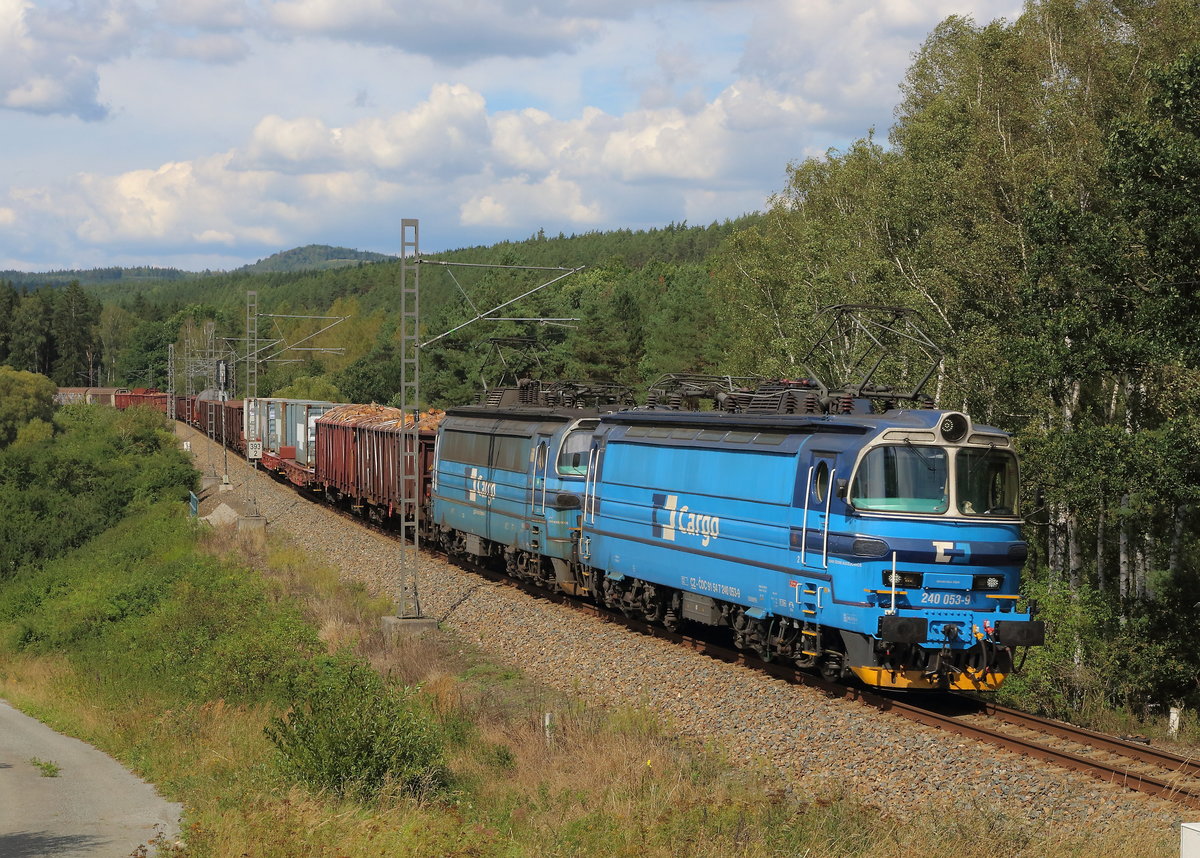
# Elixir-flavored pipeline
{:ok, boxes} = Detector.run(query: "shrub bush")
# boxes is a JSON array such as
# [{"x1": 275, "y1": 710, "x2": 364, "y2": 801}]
[{"x1": 266, "y1": 654, "x2": 448, "y2": 802}]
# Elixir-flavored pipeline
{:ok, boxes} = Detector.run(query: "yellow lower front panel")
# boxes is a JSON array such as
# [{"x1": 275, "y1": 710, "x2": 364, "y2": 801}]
[{"x1": 851, "y1": 666, "x2": 1007, "y2": 692}]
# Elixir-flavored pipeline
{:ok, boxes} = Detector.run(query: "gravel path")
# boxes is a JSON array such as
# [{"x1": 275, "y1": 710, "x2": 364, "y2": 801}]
[{"x1": 184, "y1": 425, "x2": 1184, "y2": 837}]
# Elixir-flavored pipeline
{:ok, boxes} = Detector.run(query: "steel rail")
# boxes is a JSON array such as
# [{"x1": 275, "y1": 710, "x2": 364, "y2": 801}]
[{"x1": 977, "y1": 700, "x2": 1200, "y2": 780}]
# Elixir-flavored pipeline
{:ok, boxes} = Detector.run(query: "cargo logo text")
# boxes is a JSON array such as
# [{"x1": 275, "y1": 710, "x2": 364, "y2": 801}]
[
  {"x1": 652, "y1": 493, "x2": 721, "y2": 547},
  {"x1": 467, "y1": 468, "x2": 497, "y2": 503}
]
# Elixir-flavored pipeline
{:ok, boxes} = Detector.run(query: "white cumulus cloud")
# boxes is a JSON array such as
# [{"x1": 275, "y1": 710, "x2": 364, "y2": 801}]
[
  {"x1": 461, "y1": 172, "x2": 602, "y2": 226},
  {"x1": 262, "y1": 0, "x2": 623, "y2": 62}
]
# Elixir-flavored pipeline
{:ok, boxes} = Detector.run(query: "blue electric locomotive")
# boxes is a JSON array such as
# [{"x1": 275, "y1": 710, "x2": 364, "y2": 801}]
[
  {"x1": 431, "y1": 310, "x2": 1044, "y2": 692},
  {"x1": 581, "y1": 400, "x2": 1042, "y2": 691}
]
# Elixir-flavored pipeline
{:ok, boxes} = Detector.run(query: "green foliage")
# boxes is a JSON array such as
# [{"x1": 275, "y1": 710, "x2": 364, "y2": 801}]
[
  {"x1": 265, "y1": 654, "x2": 447, "y2": 801},
  {"x1": 13, "y1": 418, "x2": 54, "y2": 447},
  {"x1": 28, "y1": 757, "x2": 60, "y2": 778},
  {"x1": 998, "y1": 575, "x2": 1200, "y2": 719},
  {"x1": 0, "y1": 503, "x2": 323, "y2": 705},
  {"x1": 8, "y1": 290, "x2": 55, "y2": 376},
  {"x1": 336, "y1": 342, "x2": 403, "y2": 404},
  {"x1": 271, "y1": 374, "x2": 343, "y2": 401},
  {"x1": 50, "y1": 283, "x2": 102, "y2": 386},
  {"x1": 0, "y1": 281, "x2": 17, "y2": 364},
  {"x1": 0, "y1": 403, "x2": 194, "y2": 577},
  {"x1": 1, "y1": 284, "x2": 103, "y2": 383},
  {"x1": 0, "y1": 366, "x2": 56, "y2": 448},
  {"x1": 117, "y1": 320, "x2": 179, "y2": 387},
  {"x1": 59, "y1": 218, "x2": 754, "y2": 405}
]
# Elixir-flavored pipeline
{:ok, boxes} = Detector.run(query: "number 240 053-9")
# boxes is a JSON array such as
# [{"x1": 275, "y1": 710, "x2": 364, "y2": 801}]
[{"x1": 920, "y1": 592, "x2": 972, "y2": 606}]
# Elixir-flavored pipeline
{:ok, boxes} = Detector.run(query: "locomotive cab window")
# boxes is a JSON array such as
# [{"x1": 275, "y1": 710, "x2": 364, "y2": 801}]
[
  {"x1": 850, "y1": 444, "x2": 949, "y2": 514},
  {"x1": 955, "y1": 448, "x2": 1019, "y2": 516},
  {"x1": 557, "y1": 427, "x2": 592, "y2": 476}
]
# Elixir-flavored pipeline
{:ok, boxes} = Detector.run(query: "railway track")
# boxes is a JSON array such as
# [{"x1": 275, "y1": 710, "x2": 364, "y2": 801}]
[
  {"x1": 604, "y1": 611, "x2": 1200, "y2": 808},
  {"x1": 236, "y1": 436, "x2": 1200, "y2": 811}
]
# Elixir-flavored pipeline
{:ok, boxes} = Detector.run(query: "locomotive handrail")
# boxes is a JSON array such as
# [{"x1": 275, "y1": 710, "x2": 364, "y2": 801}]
[
  {"x1": 583, "y1": 447, "x2": 599, "y2": 524},
  {"x1": 822, "y1": 469, "x2": 835, "y2": 569},
  {"x1": 583, "y1": 449, "x2": 592, "y2": 523},
  {"x1": 541, "y1": 449, "x2": 549, "y2": 515},
  {"x1": 800, "y1": 466, "x2": 813, "y2": 567}
]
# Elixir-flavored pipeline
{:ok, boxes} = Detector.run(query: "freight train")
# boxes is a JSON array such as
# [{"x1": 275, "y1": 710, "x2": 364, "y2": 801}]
[{"x1": 91, "y1": 367, "x2": 1043, "y2": 693}]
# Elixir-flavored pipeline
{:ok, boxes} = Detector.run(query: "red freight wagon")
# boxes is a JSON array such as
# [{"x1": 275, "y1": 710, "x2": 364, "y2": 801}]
[
  {"x1": 116, "y1": 389, "x2": 169, "y2": 412},
  {"x1": 170, "y1": 394, "x2": 196, "y2": 425},
  {"x1": 220, "y1": 399, "x2": 245, "y2": 453},
  {"x1": 193, "y1": 397, "x2": 245, "y2": 452},
  {"x1": 315, "y1": 404, "x2": 443, "y2": 524}
]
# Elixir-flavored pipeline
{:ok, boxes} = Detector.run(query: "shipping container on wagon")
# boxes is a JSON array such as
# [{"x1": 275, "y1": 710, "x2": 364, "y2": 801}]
[
  {"x1": 55, "y1": 387, "x2": 88, "y2": 405},
  {"x1": 315, "y1": 404, "x2": 443, "y2": 520},
  {"x1": 242, "y1": 397, "x2": 343, "y2": 486},
  {"x1": 84, "y1": 387, "x2": 128, "y2": 406},
  {"x1": 243, "y1": 398, "x2": 341, "y2": 463}
]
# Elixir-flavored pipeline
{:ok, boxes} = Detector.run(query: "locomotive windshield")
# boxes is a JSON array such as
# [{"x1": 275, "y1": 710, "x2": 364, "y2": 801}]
[
  {"x1": 850, "y1": 444, "x2": 949, "y2": 513},
  {"x1": 557, "y1": 427, "x2": 592, "y2": 476},
  {"x1": 955, "y1": 448, "x2": 1019, "y2": 516}
]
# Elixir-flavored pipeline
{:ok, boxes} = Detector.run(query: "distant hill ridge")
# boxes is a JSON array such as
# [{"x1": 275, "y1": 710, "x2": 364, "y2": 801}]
[
  {"x1": 2, "y1": 219, "x2": 761, "y2": 292},
  {"x1": 0, "y1": 244, "x2": 394, "y2": 287},
  {"x1": 238, "y1": 244, "x2": 395, "y2": 273}
]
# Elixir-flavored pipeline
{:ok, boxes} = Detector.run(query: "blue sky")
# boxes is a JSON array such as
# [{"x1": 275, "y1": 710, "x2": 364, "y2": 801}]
[{"x1": 0, "y1": 0, "x2": 1023, "y2": 272}]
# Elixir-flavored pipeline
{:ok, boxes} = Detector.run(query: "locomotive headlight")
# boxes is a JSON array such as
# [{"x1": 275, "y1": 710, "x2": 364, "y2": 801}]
[
  {"x1": 973, "y1": 574, "x2": 1003, "y2": 591},
  {"x1": 883, "y1": 570, "x2": 923, "y2": 588},
  {"x1": 939, "y1": 412, "x2": 970, "y2": 443}
]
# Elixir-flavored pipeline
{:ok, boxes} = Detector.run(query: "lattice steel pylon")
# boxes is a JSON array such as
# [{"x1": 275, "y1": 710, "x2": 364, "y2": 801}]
[
  {"x1": 399, "y1": 219, "x2": 423, "y2": 619},
  {"x1": 245, "y1": 291, "x2": 258, "y2": 402},
  {"x1": 167, "y1": 343, "x2": 176, "y2": 423}
]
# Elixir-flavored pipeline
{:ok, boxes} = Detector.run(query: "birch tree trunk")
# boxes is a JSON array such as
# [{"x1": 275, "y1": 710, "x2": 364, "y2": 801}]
[
  {"x1": 1119, "y1": 493, "x2": 1131, "y2": 608},
  {"x1": 1169, "y1": 506, "x2": 1185, "y2": 578},
  {"x1": 1067, "y1": 509, "x2": 1083, "y2": 592}
]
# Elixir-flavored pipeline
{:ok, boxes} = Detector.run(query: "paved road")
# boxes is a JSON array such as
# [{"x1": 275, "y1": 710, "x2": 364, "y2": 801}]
[{"x1": 0, "y1": 700, "x2": 182, "y2": 857}]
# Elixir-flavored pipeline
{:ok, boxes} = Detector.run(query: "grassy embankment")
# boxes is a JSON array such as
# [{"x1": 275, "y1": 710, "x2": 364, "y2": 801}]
[{"x1": 0, "y1": 408, "x2": 1178, "y2": 856}]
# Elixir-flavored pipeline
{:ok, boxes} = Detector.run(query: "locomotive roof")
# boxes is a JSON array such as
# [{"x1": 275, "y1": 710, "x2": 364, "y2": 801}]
[
  {"x1": 445, "y1": 404, "x2": 613, "y2": 422},
  {"x1": 602, "y1": 407, "x2": 1007, "y2": 437}
]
